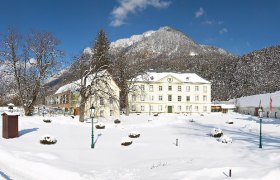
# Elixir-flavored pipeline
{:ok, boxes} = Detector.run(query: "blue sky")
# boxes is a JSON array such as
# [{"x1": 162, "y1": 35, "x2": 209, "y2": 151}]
[{"x1": 1, "y1": 0, "x2": 280, "y2": 63}]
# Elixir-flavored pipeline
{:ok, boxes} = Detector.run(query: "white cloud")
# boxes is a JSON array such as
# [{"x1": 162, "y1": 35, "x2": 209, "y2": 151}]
[
  {"x1": 219, "y1": 28, "x2": 228, "y2": 34},
  {"x1": 110, "y1": 0, "x2": 171, "y2": 27},
  {"x1": 195, "y1": 7, "x2": 204, "y2": 18}
]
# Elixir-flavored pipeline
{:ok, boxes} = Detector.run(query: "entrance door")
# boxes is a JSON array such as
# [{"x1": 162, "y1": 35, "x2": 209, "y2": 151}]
[{"x1": 168, "y1": 106, "x2": 173, "y2": 113}]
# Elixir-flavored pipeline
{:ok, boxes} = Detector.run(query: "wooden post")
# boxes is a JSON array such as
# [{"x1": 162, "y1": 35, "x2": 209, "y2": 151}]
[
  {"x1": 229, "y1": 169, "x2": 231, "y2": 177},
  {"x1": 176, "y1": 139, "x2": 178, "y2": 146}
]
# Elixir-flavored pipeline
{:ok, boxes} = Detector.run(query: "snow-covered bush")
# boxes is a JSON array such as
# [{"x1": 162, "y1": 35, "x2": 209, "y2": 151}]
[
  {"x1": 218, "y1": 135, "x2": 232, "y2": 143},
  {"x1": 153, "y1": 113, "x2": 159, "y2": 116},
  {"x1": 95, "y1": 123, "x2": 105, "y2": 129},
  {"x1": 40, "y1": 135, "x2": 57, "y2": 145},
  {"x1": 43, "y1": 119, "x2": 52, "y2": 123},
  {"x1": 114, "y1": 119, "x2": 121, "y2": 124},
  {"x1": 129, "y1": 131, "x2": 140, "y2": 138},
  {"x1": 121, "y1": 137, "x2": 133, "y2": 146},
  {"x1": 211, "y1": 128, "x2": 223, "y2": 137},
  {"x1": 226, "y1": 120, "x2": 234, "y2": 124}
]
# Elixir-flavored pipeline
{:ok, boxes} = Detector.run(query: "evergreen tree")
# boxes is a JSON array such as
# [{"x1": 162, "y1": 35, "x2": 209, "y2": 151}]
[{"x1": 92, "y1": 29, "x2": 110, "y2": 70}]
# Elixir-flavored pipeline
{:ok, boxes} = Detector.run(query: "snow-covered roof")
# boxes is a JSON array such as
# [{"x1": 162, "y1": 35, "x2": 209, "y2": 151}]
[
  {"x1": 55, "y1": 80, "x2": 80, "y2": 94},
  {"x1": 134, "y1": 72, "x2": 210, "y2": 84},
  {"x1": 231, "y1": 91, "x2": 280, "y2": 108},
  {"x1": 54, "y1": 70, "x2": 118, "y2": 95}
]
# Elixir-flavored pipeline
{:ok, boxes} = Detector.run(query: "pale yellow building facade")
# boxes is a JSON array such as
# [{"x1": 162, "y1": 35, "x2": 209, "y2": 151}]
[{"x1": 128, "y1": 72, "x2": 211, "y2": 114}]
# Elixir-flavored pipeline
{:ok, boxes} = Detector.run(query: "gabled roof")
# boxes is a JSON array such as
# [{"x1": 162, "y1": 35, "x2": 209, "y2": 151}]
[
  {"x1": 134, "y1": 72, "x2": 211, "y2": 84},
  {"x1": 55, "y1": 81, "x2": 80, "y2": 94},
  {"x1": 54, "y1": 70, "x2": 120, "y2": 95}
]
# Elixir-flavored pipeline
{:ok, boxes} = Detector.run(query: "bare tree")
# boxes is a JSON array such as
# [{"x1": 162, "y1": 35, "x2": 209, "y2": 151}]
[
  {"x1": 110, "y1": 51, "x2": 146, "y2": 115},
  {"x1": 68, "y1": 29, "x2": 117, "y2": 122},
  {"x1": 70, "y1": 51, "x2": 117, "y2": 122},
  {"x1": 0, "y1": 28, "x2": 63, "y2": 115}
]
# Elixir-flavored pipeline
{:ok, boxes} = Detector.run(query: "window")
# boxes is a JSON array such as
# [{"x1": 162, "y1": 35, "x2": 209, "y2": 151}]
[
  {"x1": 168, "y1": 86, "x2": 172, "y2": 91},
  {"x1": 186, "y1": 96, "x2": 190, "y2": 102},
  {"x1": 140, "y1": 95, "x2": 145, "y2": 101},
  {"x1": 150, "y1": 96, "x2": 154, "y2": 101},
  {"x1": 178, "y1": 105, "x2": 182, "y2": 112},
  {"x1": 195, "y1": 106, "x2": 198, "y2": 111},
  {"x1": 65, "y1": 94, "x2": 69, "y2": 104},
  {"x1": 159, "y1": 95, "x2": 163, "y2": 101},
  {"x1": 178, "y1": 96, "x2": 182, "y2": 102},
  {"x1": 140, "y1": 85, "x2": 145, "y2": 91},
  {"x1": 195, "y1": 95, "x2": 199, "y2": 102},
  {"x1": 203, "y1": 86, "x2": 207, "y2": 93},
  {"x1": 167, "y1": 78, "x2": 172, "y2": 82},
  {"x1": 141, "y1": 105, "x2": 145, "y2": 111},
  {"x1": 159, "y1": 85, "x2": 163, "y2": 91},
  {"x1": 132, "y1": 95, "x2": 136, "y2": 101},
  {"x1": 186, "y1": 86, "x2": 190, "y2": 92},
  {"x1": 186, "y1": 106, "x2": 190, "y2": 111},
  {"x1": 168, "y1": 95, "x2": 172, "y2": 101},
  {"x1": 203, "y1": 95, "x2": 207, "y2": 102},
  {"x1": 110, "y1": 110, "x2": 113, "y2": 116},
  {"x1": 132, "y1": 85, "x2": 137, "y2": 91},
  {"x1": 149, "y1": 85, "x2": 153, "y2": 92},
  {"x1": 203, "y1": 106, "x2": 207, "y2": 112},
  {"x1": 150, "y1": 105, "x2": 153, "y2": 111},
  {"x1": 195, "y1": 86, "x2": 199, "y2": 91},
  {"x1": 100, "y1": 110, "x2": 104, "y2": 117},
  {"x1": 158, "y1": 105, "x2": 162, "y2": 111},
  {"x1": 178, "y1": 86, "x2": 182, "y2": 92},
  {"x1": 132, "y1": 105, "x2": 136, "y2": 111},
  {"x1": 100, "y1": 97, "x2": 104, "y2": 105},
  {"x1": 109, "y1": 97, "x2": 113, "y2": 104}
]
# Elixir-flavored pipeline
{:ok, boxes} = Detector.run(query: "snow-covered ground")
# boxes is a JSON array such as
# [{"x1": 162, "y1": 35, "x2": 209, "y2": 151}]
[{"x1": 1, "y1": 111, "x2": 280, "y2": 180}]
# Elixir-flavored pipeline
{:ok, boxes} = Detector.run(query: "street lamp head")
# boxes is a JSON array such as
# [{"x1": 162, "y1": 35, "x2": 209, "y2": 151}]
[
  {"x1": 90, "y1": 104, "x2": 96, "y2": 118},
  {"x1": 258, "y1": 107, "x2": 263, "y2": 118}
]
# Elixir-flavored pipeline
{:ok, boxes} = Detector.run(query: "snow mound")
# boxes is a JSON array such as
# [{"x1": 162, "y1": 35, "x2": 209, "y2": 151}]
[
  {"x1": 40, "y1": 135, "x2": 57, "y2": 144},
  {"x1": 121, "y1": 137, "x2": 133, "y2": 146},
  {"x1": 211, "y1": 128, "x2": 223, "y2": 137},
  {"x1": 218, "y1": 135, "x2": 232, "y2": 143},
  {"x1": 129, "y1": 131, "x2": 140, "y2": 138},
  {"x1": 95, "y1": 122, "x2": 105, "y2": 129}
]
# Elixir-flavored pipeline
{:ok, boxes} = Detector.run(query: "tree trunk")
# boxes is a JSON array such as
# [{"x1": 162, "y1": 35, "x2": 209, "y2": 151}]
[
  {"x1": 125, "y1": 92, "x2": 129, "y2": 116},
  {"x1": 79, "y1": 96, "x2": 86, "y2": 122},
  {"x1": 24, "y1": 106, "x2": 34, "y2": 116}
]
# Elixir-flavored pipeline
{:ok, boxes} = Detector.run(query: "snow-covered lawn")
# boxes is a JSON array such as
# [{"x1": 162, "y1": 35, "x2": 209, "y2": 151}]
[{"x1": 1, "y1": 112, "x2": 280, "y2": 180}]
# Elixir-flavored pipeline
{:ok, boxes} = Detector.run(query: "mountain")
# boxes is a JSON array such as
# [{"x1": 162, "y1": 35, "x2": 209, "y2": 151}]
[
  {"x1": 110, "y1": 26, "x2": 230, "y2": 58},
  {"x1": 233, "y1": 45, "x2": 280, "y2": 98},
  {"x1": 44, "y1": 26, "x2": 233, "y2": 97}
]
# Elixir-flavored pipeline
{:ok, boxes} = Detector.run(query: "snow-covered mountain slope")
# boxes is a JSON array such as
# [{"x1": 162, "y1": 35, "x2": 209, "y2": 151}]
[{"x1": 110, "y1": 26, "x2": 230, "y2": 58}]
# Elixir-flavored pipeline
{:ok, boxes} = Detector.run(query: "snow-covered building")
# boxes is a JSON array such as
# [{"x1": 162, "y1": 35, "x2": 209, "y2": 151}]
[
  {"x1": 128, "y1": 72, "x2": 211, "y2": 114},
  {"x1": 211, "y1": 101, "x2": 236, "y2": 113},
  {"x1": 233, "y1": 91, "x2": 280, "y2": 118},
  {"x1": 46, "y1": 71, "x2": 120, "y2": 118}
]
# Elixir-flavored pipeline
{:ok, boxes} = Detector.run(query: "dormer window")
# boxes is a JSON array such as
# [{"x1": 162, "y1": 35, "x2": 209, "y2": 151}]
[
  {"x1": 150, "y1": 76, "x2": 154, "y2": 80},
  {"x1": 167, "y1": 78, "x2": 172, "y2": 83},
  {"x1": 186, "y1": 77, "x2": 190, "y2": 81}
]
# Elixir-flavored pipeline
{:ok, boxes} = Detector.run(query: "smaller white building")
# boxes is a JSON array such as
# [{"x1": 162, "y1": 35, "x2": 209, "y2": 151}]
[
  {"x1": 128, "y1": 72, "x2": 211, "y2": 114},
  {"x1": 46, "y1": 71, "x2": 120, "y2": 118}
]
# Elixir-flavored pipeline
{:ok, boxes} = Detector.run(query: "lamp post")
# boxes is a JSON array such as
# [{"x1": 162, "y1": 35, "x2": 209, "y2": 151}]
[
  {"x1": 90, "y1": 104, "x2": 96, "y2": 149},
  {"x1": 258, "y1": 107, "x2": 263, "y2": 148}
]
